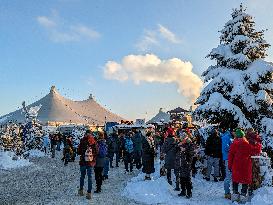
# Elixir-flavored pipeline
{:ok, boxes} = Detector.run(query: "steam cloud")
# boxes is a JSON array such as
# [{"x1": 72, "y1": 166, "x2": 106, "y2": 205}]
[{"x1": 103, "y1": 54, "x2": 203, "y2": 102}]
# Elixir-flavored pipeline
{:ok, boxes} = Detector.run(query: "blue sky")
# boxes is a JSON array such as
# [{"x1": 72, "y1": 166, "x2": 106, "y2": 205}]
[{"x1": 1, "y1": 0, "x2": 273, "y2": 120}]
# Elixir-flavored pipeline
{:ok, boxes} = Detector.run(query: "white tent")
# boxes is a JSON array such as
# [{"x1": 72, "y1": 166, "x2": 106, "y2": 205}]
[
  {"x1": 0, "y1": 86, "x2": 124, "y2": 126},
  {"x1": 147, "y1": 108, "x2": 170, "y2": 124}
]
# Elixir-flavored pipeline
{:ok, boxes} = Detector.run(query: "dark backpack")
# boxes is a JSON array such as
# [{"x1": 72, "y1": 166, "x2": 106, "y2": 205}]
[{"x1": 98, "y1": 141, "x2": 108, "y2": 158}]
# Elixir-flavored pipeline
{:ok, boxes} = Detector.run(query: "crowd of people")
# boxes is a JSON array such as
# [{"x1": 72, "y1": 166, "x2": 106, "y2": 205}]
[{"x1": 42, "y1": 123, "x2": 263, "y2": 203}]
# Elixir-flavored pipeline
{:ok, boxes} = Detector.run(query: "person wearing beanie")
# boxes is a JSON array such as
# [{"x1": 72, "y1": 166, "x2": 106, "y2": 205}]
[{"x1": 228, "y1": 128, "x2": 262, "y2": 203}]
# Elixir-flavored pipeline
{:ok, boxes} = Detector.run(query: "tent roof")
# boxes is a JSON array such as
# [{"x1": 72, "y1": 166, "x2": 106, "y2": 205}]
[
  {"x1": 0, "y1": 86, "x2": 124, "y2": 125},
  {"x1": 147, "y1": 108, "x2": 170, "y2": 124},
  {"x1": 168, "y1": 107, "x2": 190, "y2": 114}
]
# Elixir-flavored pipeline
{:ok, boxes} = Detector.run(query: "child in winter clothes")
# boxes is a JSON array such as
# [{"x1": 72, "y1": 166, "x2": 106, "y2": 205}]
[{"x1": 175, "y1": 132, "x2": 194, "y2": 198}]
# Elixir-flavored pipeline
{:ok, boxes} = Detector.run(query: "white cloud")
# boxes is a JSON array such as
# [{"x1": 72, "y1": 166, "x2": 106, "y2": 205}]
[
  {"x1": 37, "y1": 16, "x2": 56, "y2": 28},
  {"x1": 135, "y1": 30, "x2": 159, "y2": 52},
  {"x1": 37, "y1": 12, "x2": 100, "y2": 42},
  {"x1": 136, "y1": 24, "x2": 181, "y2": 52},
  {"x1": 158, "y1": 24, "x2": 181, "y2": 43},
  {"x1": 103, "y1": 54, "x2": 203, "y2": 102}
]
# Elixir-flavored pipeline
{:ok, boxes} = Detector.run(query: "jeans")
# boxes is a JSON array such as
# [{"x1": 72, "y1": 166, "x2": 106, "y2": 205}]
[
  {"x1": 51, "y1": 144, "x2": 56, "y2": 158},
  {"x1": 224, "y1": 160, "x2": 232, "y2": 194},
  {"x1": 124, "y1": 153, "x2": 133, "y2": 172},
  {"x1": 57, "y1": 142, "x2": 61, "y2": 151},
  {"x1": 167, "y1": 169, "x2": 173, "y2": 184},
  {"x1": 134, "y1": 150, "x2": 142, "y2": 169},
  {"x1": 180, "y1": 177, "x2": 192, "y2": 196},
  {"x1": 80, "y1": 166, "x2": 93, "y2": 193},
  {"x1": 206, "y1": 156, "x2": 220, "y2": 178},
  {"x1": 109, "y1": 152, "x2": 120, "y2": 167},
  {"x1": 64, "y1": 152, "x2": 70, "y2": 165},
  {"x1": 94, "y1": 167, "x2": 103, "y2": 190},
  {"x1": 103, "y1": 157, "x2": 110, "y2": 176}
]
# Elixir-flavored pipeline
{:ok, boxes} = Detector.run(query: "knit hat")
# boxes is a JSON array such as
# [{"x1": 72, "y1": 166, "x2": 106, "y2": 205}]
[{"x1": 235, "y1": 129, "x2": 245, "y2": 138}]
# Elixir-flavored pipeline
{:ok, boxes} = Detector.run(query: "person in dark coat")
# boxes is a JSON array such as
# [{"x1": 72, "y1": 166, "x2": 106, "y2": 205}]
[
  {"x1": 162, "y1": 128, "x2": 177, "y2": 185},
  {"x1": 175, "y1": 134, "x2": 194, "y2": 198},
  {"x1": 122, "y1": 132, "x2": 135, "y2": 173},
  {"x1": 94, "y1": 132, "x2": 108, "y2": 193},
  {"x1": 63, "y1": 136, "x2": 74, "y2": 166},
  {"x1": 108, "y1": 131, "x2": 121, "y2": 168},
  {"x1": 132, "y1": 130, "x2": 143, "y2": 169},
  {"x1": 142, "y1": 132, "x2": 155, "y2": 180},
  {"x1": 204, "y1": 128, "x2": 222, "y2": 182}
]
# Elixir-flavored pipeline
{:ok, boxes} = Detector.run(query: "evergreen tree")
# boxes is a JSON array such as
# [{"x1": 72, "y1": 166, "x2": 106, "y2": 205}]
[{"x1": 194, "y1": 5, "x2": 273, "y2": 139}]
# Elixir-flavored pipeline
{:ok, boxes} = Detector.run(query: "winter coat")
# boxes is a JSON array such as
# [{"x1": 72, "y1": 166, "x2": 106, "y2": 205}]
[
  {"x1": 142, "y1": 136, "x2": 155, "y2": 174},
  {"x1": 43, "y1": 135, "x2": 50, "y2": 147},
  {"x1": 175, "y1": 139, "x2": 194, "y2": 178},
  {"x1": 221, "y1": 131, "x2": 232, "y2": 161},
  {"x1": 162, "y1": 136, "x2": 177, "y2": 170},
  {"x1": 77, "y1": 135, "x2": 98, "y2": 167},
  {"x1": 112, "y1": 133, "x2": 121, "y2": 153},
  {"x1": 64, "y1": 138, "x2": 74, "y2": 155},
  {"x1": 95, "y1": 139, "x2": 107, "y2": 168},
  {"x1": 228, "y1": 138, "x2": 262, "y2": 185},
  {"x1": 205, "y1": 133, "x2": 222, "y2": 158},
  {"x1": 132, "y1": 132, "x2": 143, "y2": 152}
]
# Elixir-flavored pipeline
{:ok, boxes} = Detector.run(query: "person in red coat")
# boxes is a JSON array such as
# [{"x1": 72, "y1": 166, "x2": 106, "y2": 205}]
[
  {"x1": 77, "y1": 130, "x2": 98, "y2": 200},
  {"x1": 228, "y1": 128, "x2": 262, "y2": 202}
]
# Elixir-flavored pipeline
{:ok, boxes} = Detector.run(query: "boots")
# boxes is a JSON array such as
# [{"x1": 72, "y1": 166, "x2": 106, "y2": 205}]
[
  {"x1": 94, "y1": 185, "x2": 101, "y2": 193},
  {"x1": 86, "y1": 192, "x2": 92, "y2": 200},
  {"x1": 224, "y1": 193, "x2": 231, "y2": 200},
  {"x1": 78, "y1": 189, "x2": 84, "y2": 196},
  {"x1": 174, "y1": 181, "x2": 180, "y2": 191},
  {"x1": 231, "y1": 193, "x2": 240, "y2": 203},
  {"x1": 178, "y1": 189, "x2": 186, "y2": 197}
]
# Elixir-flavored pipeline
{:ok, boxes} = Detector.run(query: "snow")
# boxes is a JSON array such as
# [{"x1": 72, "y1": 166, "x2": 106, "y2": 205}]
[
  {"x1": 28, "y1": 149, "x2": 47, "y2": 158},
  {"x1": 28, "y1": 105, "x2": 42, "y2": 118},
  {"x1": 0, "y1": 115, "x2": 10, "y2": 124},
  {"x1": 261, "y1": 118, "x2": 273, "y2": 136},
  {"x1": 247, "y1": 60, "x2": 273, "y2": 84},
  {"x1": 249, "y1": 187, "x2": 273, "y2": 205},
  {"x1": 0, "y1": 151, "x2": 32, "y2": 170},
  {"x1": 196, "y1": 92, "x2": 252, "y2": 128},
  {"x1": 123, "y1": 160, "x2": 273, "y2": 205}
]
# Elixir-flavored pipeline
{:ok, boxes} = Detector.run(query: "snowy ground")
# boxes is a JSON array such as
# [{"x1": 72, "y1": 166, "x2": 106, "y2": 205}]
[
  {"x1": 0, "y1": 151, "x2": 142, "y2": 205},
  {"x1": 1, "y1": 153, "x2": 272, "y2": 205},
  {"x1": 123, "y1": 160, "x2": 273, "y2": 205},
  {"x1": 0, "y1": 151, "x2": 33, "y2": 170}
]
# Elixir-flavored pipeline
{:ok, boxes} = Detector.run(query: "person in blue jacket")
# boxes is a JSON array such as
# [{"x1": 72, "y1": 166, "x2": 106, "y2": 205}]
[{"x1": 221, "y1": 126, "x2": 233, "y2": 200}]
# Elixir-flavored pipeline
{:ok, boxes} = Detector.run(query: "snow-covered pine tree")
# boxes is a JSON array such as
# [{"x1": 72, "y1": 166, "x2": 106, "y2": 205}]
[
  {"x1": 194, "y1": 5, "x2": 273, "y2": 139},
  {"x1": 21, "y1": 104, "x2": 44, "y2": 155}
]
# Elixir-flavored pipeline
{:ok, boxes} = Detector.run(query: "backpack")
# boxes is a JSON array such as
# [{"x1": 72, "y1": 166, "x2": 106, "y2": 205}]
[
  {"x1": 125, "y1": 138, "x2": 134, "y2": 153},
  {"x1": 85, "y1": 144, "x2": 95, "y2": 162},
  {"x1": 98, "y1": 141, "x2": 108, "y2": 158}
]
